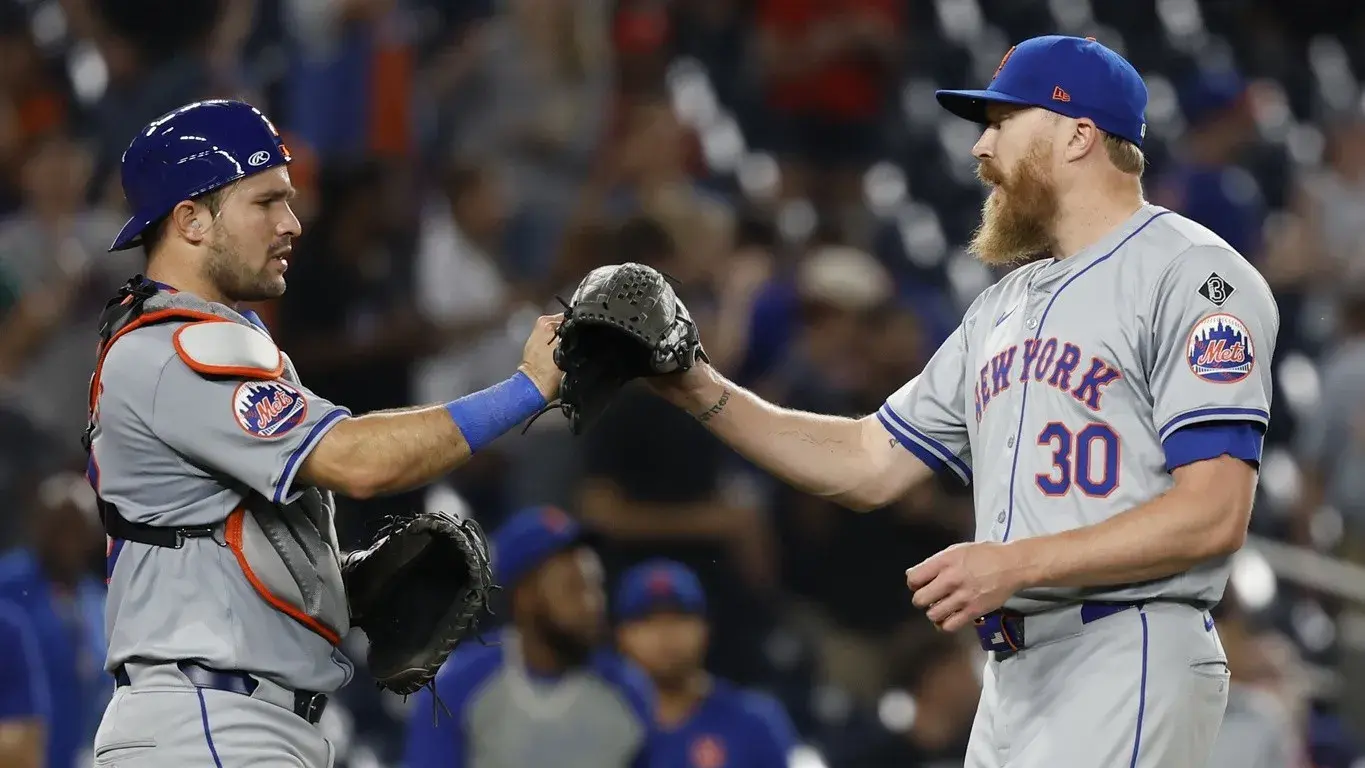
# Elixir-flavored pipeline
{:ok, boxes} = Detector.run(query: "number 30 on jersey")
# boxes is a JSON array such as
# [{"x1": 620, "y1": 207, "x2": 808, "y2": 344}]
[{"x1": 1035, "y1": 422, "x2": 1120, "y2": 497}]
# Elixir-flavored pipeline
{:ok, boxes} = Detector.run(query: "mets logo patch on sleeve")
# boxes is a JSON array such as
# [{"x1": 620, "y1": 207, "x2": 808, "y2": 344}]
[
  {"x1": 232, "y1": 381, "x2": 308, "y2": 438},
  {"x1": 1186, "y1": 313, "x2": 1254, "y2": 383}
]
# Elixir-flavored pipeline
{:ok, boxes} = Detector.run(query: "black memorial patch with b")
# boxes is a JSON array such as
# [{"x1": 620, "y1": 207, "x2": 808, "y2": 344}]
[{"x1": 1198, "y1": 272, "x2": 1236, "y2": 307}]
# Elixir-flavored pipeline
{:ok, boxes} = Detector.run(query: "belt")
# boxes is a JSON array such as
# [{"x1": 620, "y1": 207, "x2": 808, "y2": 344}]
[
  {"x1": 974, "y1": 601, "x2": 1144, "y2": 660},
  {"x1": 114, "y1": 662, "x2": 328, "y2": 725}
]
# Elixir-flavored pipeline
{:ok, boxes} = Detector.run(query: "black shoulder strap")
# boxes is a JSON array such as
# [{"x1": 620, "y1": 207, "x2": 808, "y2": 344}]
[{"x1": 99, "y1": 499, "x2": 218, "y2": 549}]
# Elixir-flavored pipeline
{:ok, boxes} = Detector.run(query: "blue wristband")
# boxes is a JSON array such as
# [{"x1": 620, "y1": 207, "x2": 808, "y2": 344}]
[{"x1": 445, "y1": 371, "x2": 548, "y2": 453}]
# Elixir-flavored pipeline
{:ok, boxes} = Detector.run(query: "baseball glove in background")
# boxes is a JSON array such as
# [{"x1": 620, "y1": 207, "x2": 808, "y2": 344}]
[
  {"x1": 548, "y1": 262, "x2": 707, "y2": 434},
  {"x1": 342, "y1": 511, "x2": 495, "y2": 696}
]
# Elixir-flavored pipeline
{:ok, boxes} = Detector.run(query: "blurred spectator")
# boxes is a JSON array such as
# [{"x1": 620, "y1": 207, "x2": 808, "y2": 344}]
[
  {"x1": 1207, "y1": 591, "x2": 1309, "y2": 768},
  {"x1": 274, "y1": 160, "x2": 430, "y2": 544},
  {"x1": 279, "y1": 0, "x2": 422, "y2": 163},
  {"x1": 604, "y1": 92, "x2": 733, "y2": 281},
  {"x1": 577, "y1": 215, "x2": 776, "y2": 686},
  {"x1": 404, "y1": 507, "x2": 657, "y2": 768},
  {"x1": 1265, "y1": 110, "x2": 1365, "y2": 336},
  {"x1": 1293, "y1": 288, "x2": 1365, "y2": 553},
  {"x1": 440, "y1": 0, "x2": 613, "y2": 282},
  {"x1": 64, "y1": 0, "x2": 227, "y2": 196},
  {"x1": 0, "y1": 5, "x2": 69, "y2": 215},
  {"x1": 0, "y1": 471, "x2": 110, "y2": 768},
  {"x1": 0, "y1": 129, "x2": 134, "y2": 510},
  {"x1": 1152, "y1": 66, "x2": 1267, "y2": 262},
  {"x1": 614, "y1": 559, "x2": 800, "y2": 767},
  {"x1": 754, "y1": 0, "x2": 902, "y2": 228},
  {"x1": 832, "y1": 620, "x2": 980, "y2": 767},
  {"x1": 770, "y1": 246, "x2": 969, "y2": 706}
]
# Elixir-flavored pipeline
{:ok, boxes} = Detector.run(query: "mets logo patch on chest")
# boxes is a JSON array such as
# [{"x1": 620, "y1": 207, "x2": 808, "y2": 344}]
[
  {"x1": 1186, "y1": 313, "x2": 1254, "y2": 383},
  {"x1": 232, "y1": 380, "x2": 308, "y2": 438}
]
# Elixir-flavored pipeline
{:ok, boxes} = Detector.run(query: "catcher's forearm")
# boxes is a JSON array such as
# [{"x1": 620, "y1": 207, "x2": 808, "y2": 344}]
[
  {"x1": 668, "y1": 366, "x2": 886, "y2": 507},
  {"x1": 300, "y1": 371, "x2": 546, "y2": 499}
]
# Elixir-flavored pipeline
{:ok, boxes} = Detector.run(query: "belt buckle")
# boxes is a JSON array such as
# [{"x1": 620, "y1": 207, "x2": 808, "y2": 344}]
[
  {"x1": 974, "y1": 611, "x2": 1025, "y2": 656},
  {"x1": 296, "y1": 691, "x2": 328, "y2": 724}
]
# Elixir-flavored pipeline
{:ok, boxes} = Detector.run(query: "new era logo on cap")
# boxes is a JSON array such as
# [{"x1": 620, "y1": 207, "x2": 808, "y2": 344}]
[{"x1": 936, "y1": 35, "x2": 1149, "y2": 147}]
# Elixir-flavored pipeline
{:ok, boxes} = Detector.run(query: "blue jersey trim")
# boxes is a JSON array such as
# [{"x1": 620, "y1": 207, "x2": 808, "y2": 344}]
[
  {"x1": 1003, "y1": 211, "x2": 1171, "y2": 541},
  {"x1": 197, "y1": 688, "x2": 226, "y2": 768},
  {"x1": 1127, "y1": 611, "x2": 1150, "y2": 768},
  {"x1": 877, "y1": 405, "x2": 973, "y2": 484},
  {"x1": 1161, "y1": 422, "x2": 1264, "y2": 472},
  {"x1": 1158, "y1": 406, "x2": 1269, "y2": 442},
  {"x1": 273, "y1": 406, "x2": 351, "y2": 503}
]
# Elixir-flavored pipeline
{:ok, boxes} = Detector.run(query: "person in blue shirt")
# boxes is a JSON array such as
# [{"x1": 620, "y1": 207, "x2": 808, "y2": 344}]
[
  {"x1": 0, "y1": 470, "x2": 110, "y2": 768},
  {"x1": 615, "y1": 559, "x2": 799, "y2": 768},
  {"x1": 403, "y1": 506, "x2": 658, "y2": 768}
]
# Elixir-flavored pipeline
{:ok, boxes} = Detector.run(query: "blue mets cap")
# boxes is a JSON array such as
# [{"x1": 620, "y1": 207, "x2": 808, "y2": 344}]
[
  {"x1": 614, "y1": 559, "x2": 707, "y2": 623},
  {"x1": 110, "y1": 99, "x2": 293, "y2": 252},
  {"x1": 936, "y1": 35, "x2": 1148, "y2": 147},
  {"x1": 491, "y1": 506, "x2": 585, "y2": 588}
]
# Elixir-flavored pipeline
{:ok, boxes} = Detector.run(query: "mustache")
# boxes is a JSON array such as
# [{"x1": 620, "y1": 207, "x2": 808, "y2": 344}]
[{"x1": 976, "y1": 160, "x2": 1006, "y2": 186}]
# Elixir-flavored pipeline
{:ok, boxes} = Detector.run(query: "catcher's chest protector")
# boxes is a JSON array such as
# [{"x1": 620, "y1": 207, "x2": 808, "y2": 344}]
[{"x1": 85, "y1": 281, "x2": 351, "y2": 645}]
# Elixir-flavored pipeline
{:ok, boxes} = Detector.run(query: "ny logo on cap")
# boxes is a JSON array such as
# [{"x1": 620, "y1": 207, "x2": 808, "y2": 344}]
[{"x1": 993, "y1": 46, "x2": 1016, "y2": 80}]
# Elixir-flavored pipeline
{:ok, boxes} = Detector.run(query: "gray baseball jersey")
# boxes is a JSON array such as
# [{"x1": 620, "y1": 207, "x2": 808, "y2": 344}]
[
  {"x1": 91, "y1": 315, "x2": 354, "y2": 694},
  {"x1": 879, "y1": 203, "x2": 1278, "y2": 611}
]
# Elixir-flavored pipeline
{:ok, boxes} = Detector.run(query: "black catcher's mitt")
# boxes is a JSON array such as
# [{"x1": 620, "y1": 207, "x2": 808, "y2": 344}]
[
  {"x1": 342, "y1": 511, "x2": 495, "y2": 696},
  {"x1": 549, "y1": 262, "x2": 707, "y2": 434}
]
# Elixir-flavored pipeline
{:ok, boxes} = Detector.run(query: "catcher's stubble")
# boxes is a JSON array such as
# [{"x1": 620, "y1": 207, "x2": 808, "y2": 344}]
[{"x1": 969, "y1": 137, "x2": 1061, "y2": 267}]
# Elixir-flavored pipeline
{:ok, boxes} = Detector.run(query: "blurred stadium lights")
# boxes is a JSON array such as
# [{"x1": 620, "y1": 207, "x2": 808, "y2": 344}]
[
  {"x1": 667, "y1": 58, "x2": 722, "y2": 131},
  {"x1": 736, "y1": 152, "x2": 782, "y2": 203},
  {"x1": 1156, "y1": 0, "x2": 1208, "y2": 52},
  {"x1": 790, "y1": 745, "x2": 832, "y2": 768},
  {"x1": 862, "y1": 161, "x2": 909, "y2": 217},
  {"x1": 29, "y1": 0, "x2": 67, "y2": 53},
  {"x1": 1230, "y1": 547, "x2": 1279, "y2": 612},
  {"x1": 68, "y1": 39, "x2": 109, "y2": 106},
  {"x1": 934, "y1": 0, "x2": 985, "y2": 45},
  {"x1": 1143, "y1": 74, "x2": 1185, "y2": 139},
  {"x1": 1251, "y1": 81, "x2": 1294, "y2": 144},
  {"x1": 1258, "y1": 446, "x2": 1302, "y2": 514},
  {"x1": 1310, "y1": 506, "x2": 1345, "y2": 554},
  {"x1": 938, "y1": 119, "x2": 983, "y2": 187},
  {"x1": 1308, "y1": 36, "x2": 1360, "y2": 115},
  {"x1": 811, "y1": 684, "x2": 855, "y2": 727},
  {"x1": 424, "y1": 481, "x2": 473, "y2": 522},
  {"x1": 1286, "y1": 123, "x2": 1327, "y2": 169},
  {"x1": 1046, "y1": 0, "x2": 1095, "y2": 34},
  {"x1": 1291, "y1": 598, "x2": 1337, "y2": 655},
  {"x1": 900, "y1": 78, "x2": 941, "y2": 134},
  {"x1": 1277, "y1": 351, "x2": 1322, "y2": 420},
  {"x1": 945, "y1": 248, "x2": 996, "y2": 309},
  {"x1": 777, "y1": 199, "x2": 819, "y2": 245},
  {"x1": 896, "y1": 202, "x2": 950, "y2": 269},
  {"x1": 699, "y1": 114, "x2": 747, "y2": 175},
  {"x1": 876, "y1": 688, "x2": 917, "y2": 733}
]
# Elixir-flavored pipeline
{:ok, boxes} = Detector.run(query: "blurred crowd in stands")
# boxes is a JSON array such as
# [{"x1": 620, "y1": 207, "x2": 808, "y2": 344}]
[{"x1": 2, "y1": 0, "x2": 1365, "y2": 766}]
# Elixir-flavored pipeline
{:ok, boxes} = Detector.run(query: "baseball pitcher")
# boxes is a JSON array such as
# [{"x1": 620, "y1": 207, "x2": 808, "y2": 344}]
[
  {"x1": 555, "y1": 35, "x2": 1278, "y2": 767},
  {"x1": 84, "y1": 100, "x2": 564, "y2": 767}
]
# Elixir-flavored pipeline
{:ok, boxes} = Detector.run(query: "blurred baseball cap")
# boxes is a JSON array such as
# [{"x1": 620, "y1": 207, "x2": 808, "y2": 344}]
[
  {"x1": 491, "y1": 506, "x2": 584, "y2": 588},
  {"x1": 937, "y1": 35, "x2": 1149, "y2": 146},
  {"x1": 1176, "y1": 66, "x2": 1248, "y2": 128},
  {"x1": 614, "y1": 559, "x2": 707, "y2": 623}
]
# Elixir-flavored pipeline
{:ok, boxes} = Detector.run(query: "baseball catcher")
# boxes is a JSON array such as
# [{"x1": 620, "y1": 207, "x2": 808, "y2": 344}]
[{"x1": 546, "y1": 262, "x2": 708, "y2": 434}]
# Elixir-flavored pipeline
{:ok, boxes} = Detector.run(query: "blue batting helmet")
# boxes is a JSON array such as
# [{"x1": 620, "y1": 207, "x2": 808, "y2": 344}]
[{"x1": 109, "y1": 99, "x2": 293, "y2": 252}]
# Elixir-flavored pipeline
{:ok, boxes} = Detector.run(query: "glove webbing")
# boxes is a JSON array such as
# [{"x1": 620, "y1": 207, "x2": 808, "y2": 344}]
[{"x1": 523, "y1": 268, "x2": 686, "y2": 434}]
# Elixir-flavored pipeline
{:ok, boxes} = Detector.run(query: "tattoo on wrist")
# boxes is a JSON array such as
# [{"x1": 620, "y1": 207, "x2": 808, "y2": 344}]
[{"x1": 695, "y1": 388, "x2": 731, "y2": 422}]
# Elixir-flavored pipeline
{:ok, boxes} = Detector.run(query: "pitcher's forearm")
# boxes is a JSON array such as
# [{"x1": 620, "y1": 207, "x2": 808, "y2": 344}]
[{"x1": 668, "y1": 366, "x2": 874, "y2": 501}]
